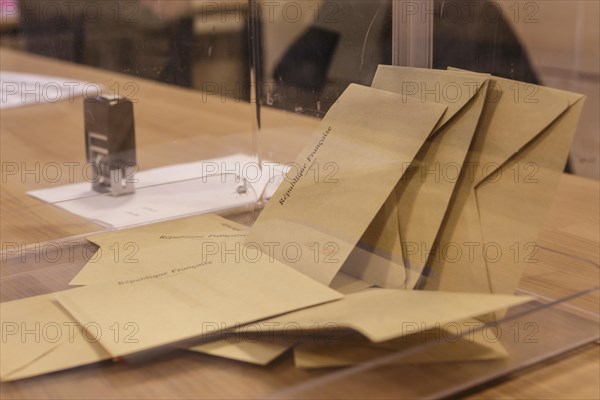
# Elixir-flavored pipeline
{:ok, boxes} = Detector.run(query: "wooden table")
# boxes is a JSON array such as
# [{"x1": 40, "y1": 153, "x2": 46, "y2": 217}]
[{"x1": 1, "y1": 48, "x2": 598, "y2": 399}]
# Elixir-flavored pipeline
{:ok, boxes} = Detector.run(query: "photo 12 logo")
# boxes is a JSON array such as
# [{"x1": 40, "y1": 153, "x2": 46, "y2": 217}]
[
  {"x1": 7, "y1": 1, "x2": 140, "y2": 25},
  {"x1": 0, "y1": 80, "x2": 140, "y2": 107},
  {"x1": 400, "y1": 1, "x2": 540, "y2": 24},
  {"x1": 2, "y1": 321, "x2": 139, "y2": 344}
]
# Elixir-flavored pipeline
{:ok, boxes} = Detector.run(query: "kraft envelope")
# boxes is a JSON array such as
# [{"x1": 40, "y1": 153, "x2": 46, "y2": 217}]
[
  {"x1": 424, "y1": 71, "x2": 585, "y2": 300},
  {"x1": 71, "y1": 230, "x2": 250, "y2": 286},
  {"x1": 69, "y1": 213, "x2": 371, "y2": 366},
  {"x1": 0, "y1": 294, "x2": 110, "y2": 382},
  {"x1": 86, "y1": 213, "x2": 247, "y2": 246},
  {"x1": 239, "y1": 289, "x2": 532, "y2": 343},
  {"x1": 360, "y1": 66, "x2": 490, "y2": 289},
  {"x1": 54, "y1": 261, "x2": 342, "y2": 357},
  {"x1": 293, "y1": 319, "x2": 507, "y2": 368},
  {"x1": 246, "y1": 84, "x2": 447, "y2": 286},
  {"x1": 188, "y1": 272, "x2": 371, "y2": 365},
  {"x1": 71, "y1": 213, "x2": 248, "y2": 286},
  {"x1": 188, "y1": 272, "x2": 372, "y2": 366}
]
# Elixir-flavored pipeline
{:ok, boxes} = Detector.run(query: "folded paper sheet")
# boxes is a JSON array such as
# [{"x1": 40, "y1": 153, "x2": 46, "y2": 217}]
[
  {"x1": 246, "y1": 84, "x2": 447, "y2": 286},
  {"x1": 360, "y1": 66, "x2": 490, "y2": 289},
  {"x1": 424, "y1": 71, "x2": 585, "y2": 299},
  {"x1": 0, "y1": 294, "x2": 109, "y2": 382},
  {"x1": 55, "y1": 261, "x2": 342, "y2": 357}
]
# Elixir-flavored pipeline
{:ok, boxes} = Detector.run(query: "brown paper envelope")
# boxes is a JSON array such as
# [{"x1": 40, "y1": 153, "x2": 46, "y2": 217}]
[
  {"x1": 355, "y1": 66, "x2": 490, "y2": 289},
  {"x1": 183, "y1": 272, "x2": 372, "y2": 365},
  {"x1": 54, "y1": 261, "x2": 342, "y2": 357},
  {"x1": 72, "y1": 214, "x2": 248, "y2": 286},
  {"x1": 186, "y1": 272, "x2": 373, "y2": 366},
  {"x1": 71, "y1": 218, "x2": 370, "y2": 366},
  {"x1": 424, "y1": 72, "x2": 585, "y2": 301},
  {"x1": 78, "y1": 228, "x2": 371, "y2": 291},
  {"x1": 186, "y1": 271, "x2": 373, "y2": 366},
  {"x1": 240, "y1": 289, "x2": 532, "y2": 343},
  {"x1": 246, "y1": 84, "x2": 447, "y2": 285},
  {"x1": 86, "y1": 214, "x2": 247, "y2": 246},
  {"x1": 294, "y1": 319, "x2": 507, "y2": 368},
  {"x1": 71, "y1": 230, "x2": 249, "y2": 286},
  {"x1": 0, "y1": 294, "x2": 110, "y2": 382}
]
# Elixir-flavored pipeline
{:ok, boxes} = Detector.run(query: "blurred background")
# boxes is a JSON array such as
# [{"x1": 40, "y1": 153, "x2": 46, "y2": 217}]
[{"x1": 1, "y1": 0, "x2": 598, "y2": 179}]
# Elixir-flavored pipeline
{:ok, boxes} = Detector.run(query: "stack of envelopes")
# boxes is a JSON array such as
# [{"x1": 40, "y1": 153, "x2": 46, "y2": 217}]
[{"x1": 1, "y1": 66, "x2": 584, "y2": 380}]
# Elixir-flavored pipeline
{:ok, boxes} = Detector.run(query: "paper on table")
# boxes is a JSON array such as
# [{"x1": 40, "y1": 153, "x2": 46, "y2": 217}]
[
  {"x1": 246, "y1": 84, "x2": 447, "y2": 286},
  {"x1": 241, "y1": 289, "x2": 532, "y2": 343},
  {"x1": 0, "y1": 294, "x2": 110, "y2": 382},
  {"x1": 424, "y1": 71, "x2": 585, "y2": 304},
  {"x1": 28, "y1": 154, "x2": 286, "y2": 228},
  {"x1": 0, "y1": 71, "x2": 92, "y2": 110},
  {"x1": 54, "y1": 261, "x2": 343, "y2": 357},
  {"x1": 366, "y1": 66, "x2": 490, "y2": 289},
  {"x1": 293, "y1": 319, "x2": 507, "y2": 368}
]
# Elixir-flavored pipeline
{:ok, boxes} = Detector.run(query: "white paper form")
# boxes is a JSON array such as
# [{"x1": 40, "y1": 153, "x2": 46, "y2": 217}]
[{"x1": 28, "y1": 154, "x2": 287, "y2": 228}]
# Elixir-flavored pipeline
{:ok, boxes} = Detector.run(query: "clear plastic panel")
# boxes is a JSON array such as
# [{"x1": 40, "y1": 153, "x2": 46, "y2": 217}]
[
  {"x1": 1, "y1": 0, "x2": 260, "y2": 244},
  {"x1": 265, "y1": 288, "x2": 600, "y2": 399}
]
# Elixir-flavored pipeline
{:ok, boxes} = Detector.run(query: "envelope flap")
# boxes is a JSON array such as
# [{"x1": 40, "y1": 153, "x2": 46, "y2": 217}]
[
  {"x1": 475, "y1": 77, "x2": 572, "y2": 178},
  {"x1": 373, "y1": 65, "x2": 488, "y2": 128}
]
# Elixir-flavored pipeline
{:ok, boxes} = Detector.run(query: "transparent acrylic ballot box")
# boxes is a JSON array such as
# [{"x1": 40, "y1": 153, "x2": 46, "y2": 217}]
[{"x1": 1, "y1": 1, "x2": 599, "y2": 399}]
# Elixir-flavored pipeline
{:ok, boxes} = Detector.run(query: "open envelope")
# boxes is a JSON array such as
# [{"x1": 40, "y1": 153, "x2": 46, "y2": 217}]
[
  {"x1": 0, "y1": 294, "x2": 110, "y2": 382},
  {"x1": 423, "y1": 71, "x2": 585, "y2": 299},
  {"x1": 245, "y1": 84, "x2": 447, "y2": 286},
  {"x1": 346, "y1": 66, "x2": 490, "y2": 289}
]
